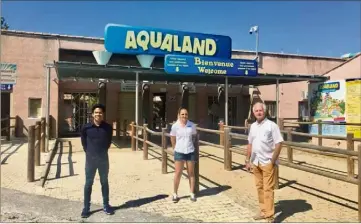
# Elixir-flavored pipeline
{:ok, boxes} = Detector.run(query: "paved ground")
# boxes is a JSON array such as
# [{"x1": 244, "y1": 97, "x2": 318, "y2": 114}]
[
  {"x1": 0, "y1": 137, "x2": 359, "y2": 222},
  {"x1": 0, "y1": 187, "x2": 197, "y2": 222}
]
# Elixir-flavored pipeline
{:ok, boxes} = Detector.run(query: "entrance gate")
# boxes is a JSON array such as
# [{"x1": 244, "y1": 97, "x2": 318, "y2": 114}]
[{"x1": 60, "y1": 92, "x2": 98, "y2": 136}]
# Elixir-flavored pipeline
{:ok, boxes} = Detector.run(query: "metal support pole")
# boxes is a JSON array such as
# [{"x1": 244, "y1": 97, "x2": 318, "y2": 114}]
[
  {"x1": 225, "y1": 77, "x2": 228, "y2": 125},
  {"x1": 45, "y1": 66, "x2": 51, "y2": 152},
  {"x1": 255, "y1": 30, "x2": 259, "y2": 61},
  {"x1": 276, "y1": 79, "x2": 280, "y2": 125},
  {"x1": 135, "y1": 72, "x2": 139, "y2": 151}
]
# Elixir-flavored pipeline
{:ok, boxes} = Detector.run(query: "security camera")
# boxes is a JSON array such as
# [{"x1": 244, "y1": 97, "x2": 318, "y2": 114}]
[
  {"x1": 98, "y1": 81, "x2": 106, "y2": 88},
  {"x1": 182, "y1": 84, "x2": 189, "y2": 91},
  {"x1": 142, "y1": 83, "x2": 149, "y2": 90}
]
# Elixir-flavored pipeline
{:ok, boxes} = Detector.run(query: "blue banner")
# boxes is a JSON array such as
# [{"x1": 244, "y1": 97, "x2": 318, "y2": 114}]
[
  {"x1": 104, "y1": 24, "x2": 232, "y2": 58},
  {"x1": 164, "y1": 55, "x2": 258, "y2": 76},
  {"x1": 1, "y1": 84, "x2": 13, "y2": 91}
]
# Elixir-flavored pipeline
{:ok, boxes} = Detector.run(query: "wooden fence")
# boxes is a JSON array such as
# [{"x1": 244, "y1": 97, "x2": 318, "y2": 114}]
[
  {"x1": 129, "y1": 121, "x2": 361, "y2": 222},
  {"x1": 1, "y1": 116, "x2": 17, "y2": 140},
  {"x1": 26, "y1": 118, "x2": 46, "y2": 182}
]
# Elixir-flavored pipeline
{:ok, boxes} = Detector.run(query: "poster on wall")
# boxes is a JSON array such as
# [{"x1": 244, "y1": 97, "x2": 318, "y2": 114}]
[
  {"x1": 308, "y1": 80, "x2": 346, "y2": 136},
  {"x1": 346, "y1": 79, "x2": 361, "y2": 138}
]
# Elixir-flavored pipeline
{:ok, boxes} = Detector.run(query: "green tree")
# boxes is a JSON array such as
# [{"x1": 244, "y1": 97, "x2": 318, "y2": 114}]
[{"x1": 1, "y1": 17, "x2": 9, "y2": 30}]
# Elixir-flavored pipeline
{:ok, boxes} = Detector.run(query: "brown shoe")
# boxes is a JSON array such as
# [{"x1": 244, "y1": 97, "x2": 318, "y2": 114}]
[
  {"x1": 266, "y1": 216, "x2": 275, "y2": 223},
  {"x1": 253, "y1": 213, "x2": 266, "y2": 220}
]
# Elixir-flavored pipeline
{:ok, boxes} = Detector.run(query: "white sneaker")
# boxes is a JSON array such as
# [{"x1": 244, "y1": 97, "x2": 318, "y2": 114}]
[
  {"x1": 190, "y1": 193, "x2": 197, "y2": 202},
  {"x1": 172, "y1": 193, "x2": 179, "y2": 203}
]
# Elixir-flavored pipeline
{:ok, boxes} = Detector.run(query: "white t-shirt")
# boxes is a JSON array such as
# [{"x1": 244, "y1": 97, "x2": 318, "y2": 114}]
[
  {"x1": 248, "y1": 118, "x2": 284, "y2": 166},
  {"x1": 170, "y1": 120, "x2": 197, "y2": 154}
]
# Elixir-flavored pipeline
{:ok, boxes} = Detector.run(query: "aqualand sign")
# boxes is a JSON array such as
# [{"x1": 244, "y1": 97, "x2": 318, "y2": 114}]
[
  {"x1": 104, "y1": 24, "x2": 232, "y2": 58},
  {"x1": 104, "y1": 24, "x2": 258, "y2": 77}
]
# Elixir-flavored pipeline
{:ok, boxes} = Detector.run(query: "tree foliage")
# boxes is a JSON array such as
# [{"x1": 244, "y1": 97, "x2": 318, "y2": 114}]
[{"x1": 1, "y1": 17, "x2": 9, "y2": 30}]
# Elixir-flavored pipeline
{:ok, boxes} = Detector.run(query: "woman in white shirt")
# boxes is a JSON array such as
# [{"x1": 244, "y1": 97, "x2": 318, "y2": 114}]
[{"x1": 170, "y1": 107, "x2": 197, "y2": 203}]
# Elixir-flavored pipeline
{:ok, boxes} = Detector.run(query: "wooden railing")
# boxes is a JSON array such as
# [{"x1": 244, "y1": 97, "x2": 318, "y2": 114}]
[
  {"x1": 1, "y1": 116, "x2": 17, "y2": 140},
  {"x1": 129, "y1": 120, "x2": 361, "y2": 222}
]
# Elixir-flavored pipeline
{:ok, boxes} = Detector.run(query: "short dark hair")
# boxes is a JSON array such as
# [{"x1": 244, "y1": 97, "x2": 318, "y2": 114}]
[{"x1": 92, "y1": 103, "x2": 106, "y2": 113}]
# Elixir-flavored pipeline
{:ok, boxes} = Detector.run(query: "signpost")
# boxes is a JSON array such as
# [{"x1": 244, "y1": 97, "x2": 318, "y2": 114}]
[
  {"x1": 164, "y1": 55, "x2": 258, "y2": 77},
  {"x1": 1, "y1": 84, "x2": 13, "y2": 91},
  {"x1": 1, "y1": 63, "x2": 17, "y2": 84}
]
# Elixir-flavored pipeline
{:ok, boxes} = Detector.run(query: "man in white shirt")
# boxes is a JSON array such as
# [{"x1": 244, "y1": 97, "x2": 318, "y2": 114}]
[{"x1": 245, "y1": 102, "x2": 284, "y2": 222}]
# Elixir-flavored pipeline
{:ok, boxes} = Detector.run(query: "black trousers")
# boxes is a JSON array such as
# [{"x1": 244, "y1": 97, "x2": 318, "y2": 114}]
[{"x1": 83, "y1": 157, "x2": 109, "y2": 209}]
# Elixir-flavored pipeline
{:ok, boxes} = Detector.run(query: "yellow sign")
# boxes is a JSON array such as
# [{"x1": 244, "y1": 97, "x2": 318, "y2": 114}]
[{"x1": 346, "y1": 80, "x2": 361, "y2": 138}]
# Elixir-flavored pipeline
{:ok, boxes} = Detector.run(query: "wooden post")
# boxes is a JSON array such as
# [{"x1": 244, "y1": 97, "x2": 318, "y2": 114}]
[
  {"x1": 161, "y1": 128, "x2": 167, "y2": 174},
  {"x1": 116, "y1": 120, "x2": 120, "y2": 140},
  {"x1": 194, "y1": 130, "x2": 200, "y2": 194},
  {"x1": 224, "y1": 127, "x2": 232, "y2": 171},
  {"x1": 358, "y1": 144, "x2": 361, "y2": 222},
  {"x1": 130, "y1": 122, "x2": 135, "y2": 151},
  {"x1": 347, "y1": 133, "x2": 355, "y2": 177},
  {"x1": 6, "y1": 117, "x2": 10, "y2": 141},
  {"x1": 27, "y1": 125, "x2": 35, "y2": 182},
  {"x1": 219, "y1": 122, "x2": 225, "y2": 146},
  {"x1": 287, "y1": 130, "x2": 293, "y2": 162},
  {"x1": 278, "y1": 118, "x2": 284, "y2": 130},
  {"x1": 143, "y1": 124, "x2": 148, "y2": 160},
  {"x1": 40, "y1": 117, "x2": 46, "y2": 153},
  {"x1": 318, "y1": 120, "x2": 322, "y2": 146},
  {"x1": 123, "y1": 120, "x2": 128, "y2": 141},
  {"x1": 35, "y1": 121, "x2": 41, "y2": 166}
]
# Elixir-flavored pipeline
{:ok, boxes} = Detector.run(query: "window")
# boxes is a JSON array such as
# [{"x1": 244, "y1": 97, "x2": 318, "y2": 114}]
[
  {"x1": 264, "y1": 101, "x2": 277, "y2": 118},
  {"x1": 29, "y1": 98, "x2": 42, "y2": 118},
  {"x1": 298, "y1": 100, "x2": 309, "y2": 120}
]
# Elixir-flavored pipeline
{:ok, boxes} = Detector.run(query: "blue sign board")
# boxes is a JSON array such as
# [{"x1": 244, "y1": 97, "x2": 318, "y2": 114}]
[
  {"x1": 164, "y1": 55, "x2": 258, "y2": 76},
  {"x1": 1, "y1": 84, "x2": 13, "y2": 91},
  {"x1": 104, "y1": 24, "x2": 232, "y2": 58}
]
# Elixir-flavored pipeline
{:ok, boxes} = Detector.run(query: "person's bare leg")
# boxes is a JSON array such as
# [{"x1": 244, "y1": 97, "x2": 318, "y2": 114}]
[
  {"x1": 173, "y1": 161, "x2": 184, "y2": 196},
  {"x1": 185, "y1": 161, "x2": 195, "y2": 193}
]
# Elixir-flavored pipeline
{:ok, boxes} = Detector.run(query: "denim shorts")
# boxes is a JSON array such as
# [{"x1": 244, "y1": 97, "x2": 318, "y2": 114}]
[{"x1": 174, "y1": 151, "x2": 195, "y2": 161}]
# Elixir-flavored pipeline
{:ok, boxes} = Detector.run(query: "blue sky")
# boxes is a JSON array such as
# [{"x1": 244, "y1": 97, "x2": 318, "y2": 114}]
[{"x1": 2, "y1": 1, "x2": 360, "y2": 57}]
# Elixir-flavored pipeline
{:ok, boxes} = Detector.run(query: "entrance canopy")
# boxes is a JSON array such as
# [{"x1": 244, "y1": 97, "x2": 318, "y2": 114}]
[{"x1": 53, "y1": 61, "x2": 329, "y2": 86}]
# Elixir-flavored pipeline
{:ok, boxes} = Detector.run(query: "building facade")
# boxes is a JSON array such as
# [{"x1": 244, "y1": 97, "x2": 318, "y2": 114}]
[{"x1": 1, "y1": 30, "x2": 348, "y2": 138}]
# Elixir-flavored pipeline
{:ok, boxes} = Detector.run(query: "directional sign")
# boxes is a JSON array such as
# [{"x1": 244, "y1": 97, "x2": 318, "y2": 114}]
[
  {"x1": 1, "y1": 63, "x2": 17, "y2": 84},
  {"x1": 1, "y1": 84, "x2": 13, "y2": 91},
  {"x1": 164, "y1": 55, "x2": 258, "y2": 77}
]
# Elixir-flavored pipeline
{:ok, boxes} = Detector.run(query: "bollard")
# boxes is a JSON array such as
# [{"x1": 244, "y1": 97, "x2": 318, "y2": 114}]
[
  {"x1": 347, "y1": 133, "x2": 355, "y2": 177},
  {"x1": 219, "y1": 122, "x2": 225, "y2": 146},
  {"x1": 27, "y1": 125, "x2": 35, "y2": 182},
  {"x1": 161, "y1": 128, "x2": 167, "y2": 174},
  {"x1": 224, "y1": 127, "x2": 232, "y2": 171},
  {"x1": 35, "y1": 121, "x2": 41, "y2": 166},
  {"x1": 143, "y1": 124, "x2": 148, "y2": 160},
  {"x1": 130, "y1": 122, "x2": 135, "y2": 151},
  {"x1": 287, "y1": 130, "x2": 293, "y2": 162},
  {"x1": 40, "y1": 117, "x2": 46, "y2": 152}
]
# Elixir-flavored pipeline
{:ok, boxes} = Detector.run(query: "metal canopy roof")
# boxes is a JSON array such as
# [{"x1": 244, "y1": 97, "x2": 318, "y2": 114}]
[{"x1": 53, "y1": 61, "x2": 329, "y2": 86}]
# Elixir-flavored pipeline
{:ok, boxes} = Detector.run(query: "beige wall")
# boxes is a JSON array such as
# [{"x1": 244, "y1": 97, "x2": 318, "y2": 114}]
[
  {"x1": 326, "y1": 55, "x2": 361, "y2": 81},
  {"x1": 232, "y1": 52, "x2": 345, "y2": 118},
  {"x1": 1, "y1": 34, "x2": 59, "y2": 137}
]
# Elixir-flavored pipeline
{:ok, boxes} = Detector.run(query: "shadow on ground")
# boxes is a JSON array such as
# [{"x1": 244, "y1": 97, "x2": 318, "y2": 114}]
[
  {"x1": 88, "y1": 194, "x2": 168, "y2": 215},
  {"x1": 274, "y1": 199, "x2": 313, "y2": 223}
]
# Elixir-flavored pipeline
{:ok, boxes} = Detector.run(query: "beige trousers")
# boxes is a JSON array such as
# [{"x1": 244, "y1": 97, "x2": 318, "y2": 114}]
[{"x1": 253, "y1": 162, "x2": 276, "y2": 218}]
